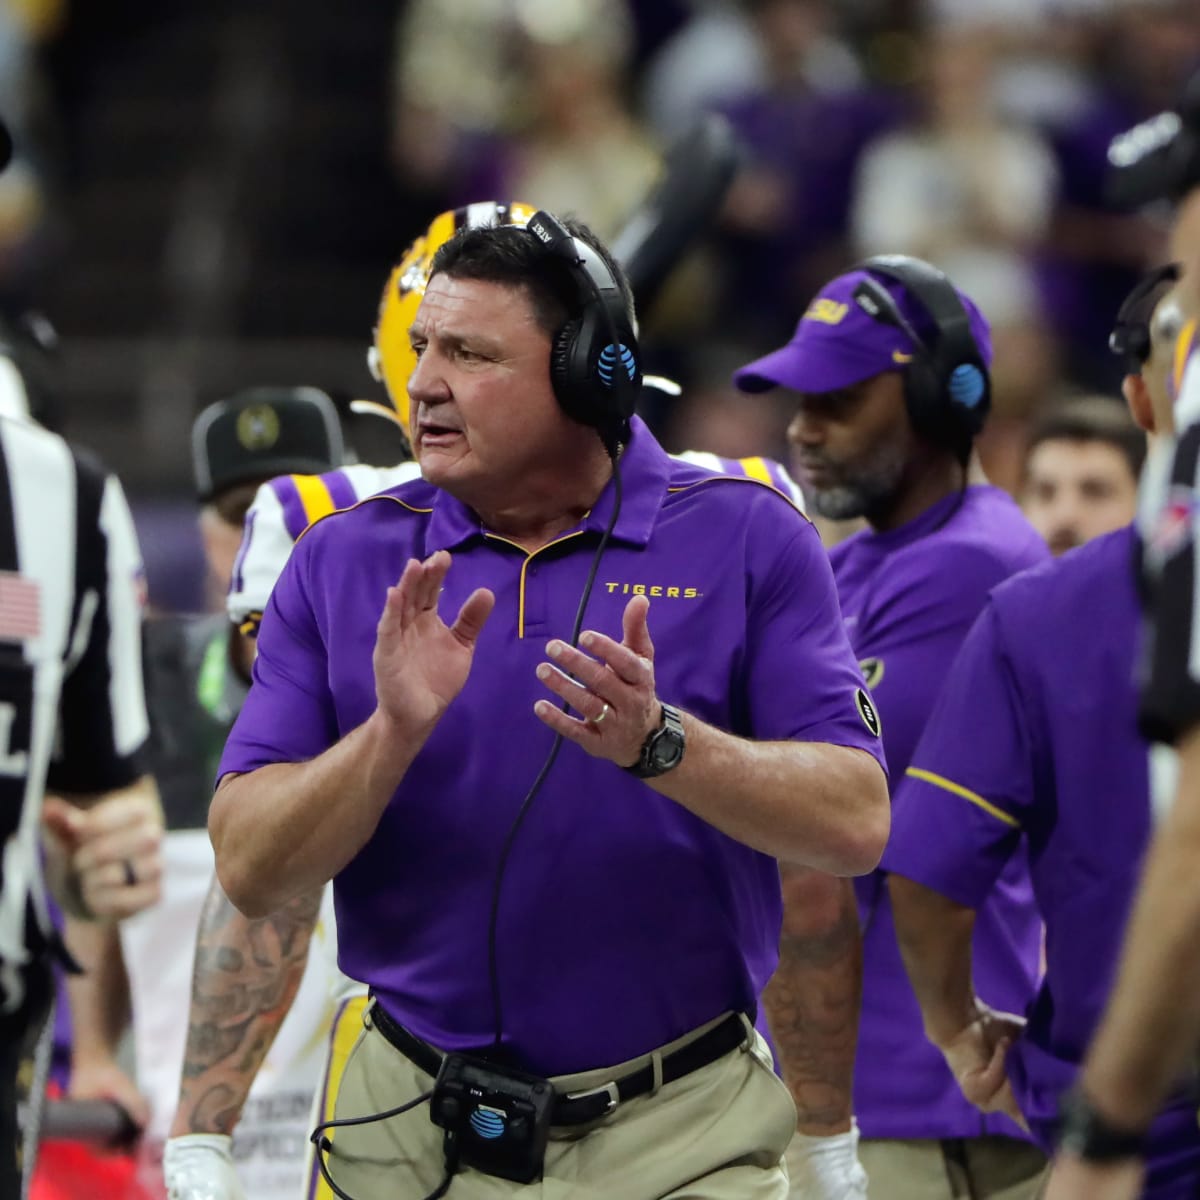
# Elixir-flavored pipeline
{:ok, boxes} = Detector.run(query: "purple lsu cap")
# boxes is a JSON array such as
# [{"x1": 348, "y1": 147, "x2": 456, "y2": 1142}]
[{"x1": 733, "y1": 269, "x2": 992, "y2": 395}]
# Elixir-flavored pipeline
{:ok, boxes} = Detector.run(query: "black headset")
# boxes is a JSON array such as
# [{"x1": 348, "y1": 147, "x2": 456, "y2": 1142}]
[
  {"x1": 1109, "y1": 261, "x2": 1182, "y2": 371},
  {"x1": 524, "y1": 211, "x2": 642, "y2": 456},
  {"x1": 850, "y1": 254, "x2": 991, "y2": 456}
]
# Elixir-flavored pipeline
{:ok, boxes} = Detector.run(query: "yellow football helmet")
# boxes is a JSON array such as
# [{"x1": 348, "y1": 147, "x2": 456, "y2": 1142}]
[{"x1": 369, "y1": 201, "x2": 537, "y2": 435}]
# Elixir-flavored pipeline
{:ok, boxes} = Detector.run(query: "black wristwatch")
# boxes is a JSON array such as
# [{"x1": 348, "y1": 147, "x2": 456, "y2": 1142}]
[
  {"x1": 1057, "y1": 1087, "x2": 1147, "y2": 1164},
  {"x1": 625, "y1": 703, "x2": 686, "y2": 779}
]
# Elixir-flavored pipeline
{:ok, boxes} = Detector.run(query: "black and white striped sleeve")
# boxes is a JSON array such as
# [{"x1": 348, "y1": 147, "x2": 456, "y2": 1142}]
[
  {"x1": 45, "y1": 450, "x2": 149, "y2": 793},
  {"x1": 1138, "y1": 422, "x2": 1200, "y2": 744}
]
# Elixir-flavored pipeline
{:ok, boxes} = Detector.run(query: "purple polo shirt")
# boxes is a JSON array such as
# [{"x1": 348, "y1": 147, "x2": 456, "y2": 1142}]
[
  {"x1": 890, "y1": 526, "x2": 1200, "y2": 1198},
  {"x1": 220, "y1": 417, "x2": 884, "y2": 1076},
  {"x1": 828, "y1": 485, "x2": 1048, "y2": 1139}
]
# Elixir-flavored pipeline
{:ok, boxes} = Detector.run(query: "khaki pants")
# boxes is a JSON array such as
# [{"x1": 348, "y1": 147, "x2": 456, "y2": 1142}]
[
  {"x1": 858, "y1": 1136, "x2": 1047, "y2": 1200},
  {"x1": 320, "y1": 1011, "x2": 796, "y2": 1199}
]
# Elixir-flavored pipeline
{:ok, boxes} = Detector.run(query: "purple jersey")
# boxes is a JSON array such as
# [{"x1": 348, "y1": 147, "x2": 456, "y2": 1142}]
[
  {"x1": 219, "y1": 418, "x2": 883, "y2": 1076},
  {"x1": 891, "y1": 526, "x2": 1200, "y2": 1197},
  {"x1": 829, "y1": 485, "x2": 1048, "y2": 1139}
]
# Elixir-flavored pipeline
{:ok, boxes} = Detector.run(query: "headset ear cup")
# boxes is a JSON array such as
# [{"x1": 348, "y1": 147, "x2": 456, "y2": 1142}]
[
  {"x1": 948, "y1": 364, "x2": 989, "y2": 431},
  {"x1": 550, "y1": 321, "x2": 582, "y2": 420},
  {"x1": 901, "y1": 358, "x2": 939, "y2": 437}
]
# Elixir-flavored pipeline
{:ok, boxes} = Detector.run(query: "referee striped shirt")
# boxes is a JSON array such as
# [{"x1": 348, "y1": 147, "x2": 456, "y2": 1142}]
[{"x1": 0, "y1": 414, "x2": 148, "y2": 1012}]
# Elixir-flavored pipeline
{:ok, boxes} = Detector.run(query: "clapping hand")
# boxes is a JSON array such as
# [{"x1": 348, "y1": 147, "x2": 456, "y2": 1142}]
[
  {"x1": 373, "y1": 550, "x2": 495, "y2": 732},
  {"x1": 534, "y1": 594, "x2": 660, "y2": 767}
]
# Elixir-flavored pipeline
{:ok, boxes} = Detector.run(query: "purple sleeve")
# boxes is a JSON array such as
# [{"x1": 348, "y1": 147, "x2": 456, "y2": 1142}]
[
  {"x1": 882, "y1": 603, "x2": 1029, "y2": 908},
  {"x1": 217, "y1": 539, "x2": 338, "y2": 780},
  {"x1": 743, "y1": 510, "x2": 886, "y2": 768},
  {"x1": 855, "y1": 540, "x2": 1043, "y2": 781}
]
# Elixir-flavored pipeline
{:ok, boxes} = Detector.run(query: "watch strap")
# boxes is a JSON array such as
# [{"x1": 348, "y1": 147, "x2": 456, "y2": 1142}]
[
  {"x1": 625, "y1": 703, "x2": 685, "y2": 779},
  {"x1": 1057, "y1": 1088, "x2": 1147, "y2": 1164}
]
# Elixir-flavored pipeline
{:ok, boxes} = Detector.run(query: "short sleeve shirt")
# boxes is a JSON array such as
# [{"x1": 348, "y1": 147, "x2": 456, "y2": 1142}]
[
  {"x1": 890, "y1": 527, "x2": 1200, "y2": 1185},
  {"x1": 831, "y1": 486, "x2": 1048, "y2": 1138},
  {"x1": 219, "y1": 418, "x2": 883, "y2": 1074}
]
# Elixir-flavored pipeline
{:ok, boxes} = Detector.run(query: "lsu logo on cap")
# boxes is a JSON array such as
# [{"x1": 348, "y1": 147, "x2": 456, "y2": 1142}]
[
  {"x1": 855, "y1": 687, "x2": 881, "y2": 738},
  {"x1": 236, "y1": 404, "x2": 281, "y2": 451},
  {"x1": 805, "y1": 298, "x2": 849, "y2": 326}
]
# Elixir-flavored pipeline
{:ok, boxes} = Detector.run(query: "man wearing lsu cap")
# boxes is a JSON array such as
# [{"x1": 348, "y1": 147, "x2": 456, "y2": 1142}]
[
  {"x1": 734, "y1": 257, "x2": 1048, "y2": 1200},
  {"x1": 65, "y1": 386, "x2": 345, "y2": 1200}
]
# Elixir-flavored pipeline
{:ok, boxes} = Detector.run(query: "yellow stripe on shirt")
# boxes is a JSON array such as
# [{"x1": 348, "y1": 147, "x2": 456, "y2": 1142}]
[
  {"x1": 905, "y1": 767, "x2": 1020, "y2": 829},
  {"x1": 736, "y1": 456, "x2": 773, "y2": 485},
  {"x1": 292, "y1": 473, "x2": 338, "y2": 529}
]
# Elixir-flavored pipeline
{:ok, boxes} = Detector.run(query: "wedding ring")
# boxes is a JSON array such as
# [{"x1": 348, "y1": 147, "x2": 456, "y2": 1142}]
[{"x1": 589, "y1": 702, "x2": 611, "y2": 726}]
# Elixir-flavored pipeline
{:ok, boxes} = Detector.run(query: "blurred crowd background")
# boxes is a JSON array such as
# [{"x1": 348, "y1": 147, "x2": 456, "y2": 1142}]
[{"x1": 0, "y1": 0, "x2": 1195, "y2": 610}]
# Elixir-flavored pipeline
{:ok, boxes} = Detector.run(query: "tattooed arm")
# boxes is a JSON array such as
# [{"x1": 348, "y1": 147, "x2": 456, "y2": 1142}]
[
  {"x1": 763, "y1": 867, "x2": 868, "y2": 1199},
  {"x1": 168, "y1": 874, "x2": 323, "y2": 1137},
  {"x1": 763, "y1": 867, "x2": 861, "y2": 1133}
]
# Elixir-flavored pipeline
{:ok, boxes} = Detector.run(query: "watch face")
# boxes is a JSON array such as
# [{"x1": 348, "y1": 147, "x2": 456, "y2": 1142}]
[{"x1": 651, "y1": 730, "x2": 685, "y2": 770}]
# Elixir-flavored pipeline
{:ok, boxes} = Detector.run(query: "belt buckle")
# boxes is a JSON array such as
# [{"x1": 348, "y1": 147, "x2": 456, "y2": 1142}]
[{"x1": 563, "y1": 1080, "x2": 620, "y2": 1114}]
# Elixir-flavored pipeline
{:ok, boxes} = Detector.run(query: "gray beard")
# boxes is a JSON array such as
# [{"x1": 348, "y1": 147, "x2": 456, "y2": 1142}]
[{"x1": 801, "y1": 439, "x2": 908, "y2": 521}]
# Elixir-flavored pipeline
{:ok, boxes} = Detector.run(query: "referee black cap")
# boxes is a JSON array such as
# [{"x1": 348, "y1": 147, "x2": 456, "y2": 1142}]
[{"x1": 192, "y1": 386, "x2": 345, "y2": 503}]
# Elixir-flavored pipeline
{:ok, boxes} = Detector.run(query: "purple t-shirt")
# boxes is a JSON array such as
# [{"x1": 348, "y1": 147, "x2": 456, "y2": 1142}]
[
  {"x1": 890, "y1": 526, "x2": 1200, "y2": 1197},
  {"x1": 829, "y1": 485, "x2": 1048, "y2": 1139},
  {"x1": 220, "y1": 418, "x2": 884, "y2": 1075}
]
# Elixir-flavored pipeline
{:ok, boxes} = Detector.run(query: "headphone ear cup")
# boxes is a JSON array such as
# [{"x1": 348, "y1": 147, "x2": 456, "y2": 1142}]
[
  {"x1": 550, "y1": 320, "x2": 583, "y2": 420},
  {"x1": 948, "y1": 364, "x2": 989, "y2": 428},
  {"x1": 901, "y1": 358, "x2": 940, "y2": 438}
]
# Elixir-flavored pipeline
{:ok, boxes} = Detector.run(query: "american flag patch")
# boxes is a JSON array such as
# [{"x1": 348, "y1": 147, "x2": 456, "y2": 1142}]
[{"x1": 0, "y1": 570, "x2": 40, "y2": 641}]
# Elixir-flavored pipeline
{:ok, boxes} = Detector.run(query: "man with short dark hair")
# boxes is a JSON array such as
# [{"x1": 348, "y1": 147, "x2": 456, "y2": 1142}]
[
  {"x1": 210, "y1": 212, "x2": 888, "y2": 1198},
  {"x1": 882, "y1": 269, "x2": 1200, "y2": 1200},
  {"x1": 1021, "y1": 396, "x2": 1144, "y2": 556},
  {"x1": 734, "y1": 256, "x2": 1048, "y2": 1200},
  {"x1": 1042, "y1": 77, "x2": 1200, "y2": 1200}
]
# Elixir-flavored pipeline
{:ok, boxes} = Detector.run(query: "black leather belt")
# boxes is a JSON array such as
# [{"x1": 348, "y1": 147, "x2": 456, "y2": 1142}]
[{"x1": 368, "y1": 1003, "x2": 750, "y2": 1127}]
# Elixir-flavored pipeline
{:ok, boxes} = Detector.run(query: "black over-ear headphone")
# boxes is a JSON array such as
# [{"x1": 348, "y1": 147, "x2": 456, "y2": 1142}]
[
  {"x1": 1109, "y1": 261, "x2": 1182, "y2": 371},
  {"x1": 850, "y1": 254, "x2": 991, "y2": 453},
  {"x1": 525, "y1": 210, "x2": 642, "y2": 455}
]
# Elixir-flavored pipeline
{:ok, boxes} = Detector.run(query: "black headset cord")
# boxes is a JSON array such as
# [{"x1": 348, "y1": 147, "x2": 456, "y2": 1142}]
[
  {"x1": 310, "y1": 1089, "x2": 456, "y2": 1200},
  {"x1": 485, "y1": 242, "x2": 634, "y2": 1052},
  {"x1": 485, "y1": 458, "x2": 623, "y2": 1048}
]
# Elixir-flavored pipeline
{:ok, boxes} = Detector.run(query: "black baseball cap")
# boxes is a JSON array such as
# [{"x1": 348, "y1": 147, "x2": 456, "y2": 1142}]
[{"x1": 191, "y1": 386, "x2": 345, "y2": 502}]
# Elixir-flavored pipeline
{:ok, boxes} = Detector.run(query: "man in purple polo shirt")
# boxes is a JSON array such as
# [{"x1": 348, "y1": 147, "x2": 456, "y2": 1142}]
[
  {"x1": 885, "y1": 265, "x2": 1200, "y2": 1199},
  {"x1": 208, "y1": 212, "x2": 889, "y2": 1199},
  {"x1": 734, "y1": 256, "x2": 1048, "y2": 1199},
  {"x1": 1040, "y1": 78, "x2": 1200, "y2": 1200}
]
